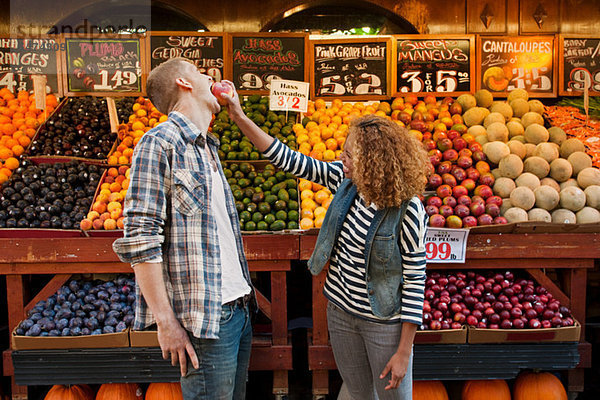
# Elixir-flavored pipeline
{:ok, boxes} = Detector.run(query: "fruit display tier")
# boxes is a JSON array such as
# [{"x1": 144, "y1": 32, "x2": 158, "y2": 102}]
[{"x1": 10, "y1": 341, "x2": 579, "y2": 386}]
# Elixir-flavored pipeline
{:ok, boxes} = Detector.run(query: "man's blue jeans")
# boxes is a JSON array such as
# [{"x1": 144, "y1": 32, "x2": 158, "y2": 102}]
[{"x1": 181, "y1": 302, "x2": 252, "y2": 400}]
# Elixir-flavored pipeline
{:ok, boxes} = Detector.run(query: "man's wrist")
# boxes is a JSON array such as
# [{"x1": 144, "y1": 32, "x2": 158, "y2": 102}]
[{"x1": 155, "y1": 312, "x2": 179, "y2": 328}]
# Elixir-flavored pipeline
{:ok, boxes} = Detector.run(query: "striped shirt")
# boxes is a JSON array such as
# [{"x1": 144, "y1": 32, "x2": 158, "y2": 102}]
[
  {"x1": 264, "y1": 140, "x2": 427, "y2": 325},
  {"x1": 113, "y1": 111, "x2": 251, "y2": 339}
]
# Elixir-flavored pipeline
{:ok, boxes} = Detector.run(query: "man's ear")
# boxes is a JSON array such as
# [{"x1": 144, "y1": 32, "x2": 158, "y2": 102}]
[{"x1": 175, "y1": 78, "x2": 193, "y2": 90}]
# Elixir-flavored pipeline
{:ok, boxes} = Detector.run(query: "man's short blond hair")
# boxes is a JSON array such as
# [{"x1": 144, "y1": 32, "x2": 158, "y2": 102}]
[{"x1": 146, "y1": 58, "x2": 193, "y2": 114}]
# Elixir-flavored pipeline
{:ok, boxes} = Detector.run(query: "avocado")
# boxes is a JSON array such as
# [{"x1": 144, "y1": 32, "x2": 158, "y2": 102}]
[{"x1": 270, "y1": 220, "x2": 286, "y2": 231}]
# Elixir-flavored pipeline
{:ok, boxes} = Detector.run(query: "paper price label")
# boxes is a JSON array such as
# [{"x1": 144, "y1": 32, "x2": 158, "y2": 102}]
[
  {"x1": 269, "y1": 79, "x2": 309, "y2": 113},
  {"x1": 424, "y1": 227, "x2": 469, "y2": 263}
]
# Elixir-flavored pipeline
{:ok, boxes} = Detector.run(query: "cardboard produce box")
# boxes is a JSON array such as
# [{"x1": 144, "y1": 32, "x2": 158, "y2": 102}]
[
  {"x1": 129, "y1": 329, "x2": 159, "y2": 348},
  {"x1": 467, "y1": 321, "x2": 581, "y2": 344},
  {"x1": 414, "y1": 326, "x2": 467, "y2": 344},
  {"x1": 12, "y1": 328, "x2": 130, "y2": 350}
]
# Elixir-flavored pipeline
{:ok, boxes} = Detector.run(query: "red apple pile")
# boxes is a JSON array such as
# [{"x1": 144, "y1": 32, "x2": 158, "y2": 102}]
[{"x1": 421, "y1": 271, "x2": 575, "y2": 331}]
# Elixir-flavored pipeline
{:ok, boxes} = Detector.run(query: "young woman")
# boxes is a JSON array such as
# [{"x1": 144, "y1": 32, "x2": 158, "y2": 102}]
[{"x1": 222, "y1": 82, "x2": 429, "y2": 399}]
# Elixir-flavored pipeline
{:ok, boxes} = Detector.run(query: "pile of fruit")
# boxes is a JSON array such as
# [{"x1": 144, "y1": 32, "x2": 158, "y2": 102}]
[
  {"x1": 211, "y1": 95, "x2": 298, "y2": 161},
  {"x1": 0, "y1": 160, "x2": 101, "y2": 229},
  {"x1": 226, "y1": 162, "x2": 299, "y2": 231},
  {"x1": 298, "y1": 178, "x2": 333, "y2": 229},
  {"x1": 0, "y1": 89, "x2": 58, "y2": 184},
  {"x1": 15, "y1": 275, "x2": 135, "y2": 337},
  {"x1": 80, "y1": 166, "x2": 129, "y2": 231},
  {"x1": 422, "y1": 270, "x2": 575, "y2": 331},
  {"x1": 113, "y1": 97, "x2": 167, "y2": 165}
]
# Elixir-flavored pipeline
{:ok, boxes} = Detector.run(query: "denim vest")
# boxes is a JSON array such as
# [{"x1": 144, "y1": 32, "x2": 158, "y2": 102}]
[{"x1": 308, "y1": 179, "x2": 409, "y2": 319}]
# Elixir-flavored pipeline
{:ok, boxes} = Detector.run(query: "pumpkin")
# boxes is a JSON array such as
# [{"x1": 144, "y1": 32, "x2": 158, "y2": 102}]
[
  {"x1": 96, "y1": 383, "x2": 143, "y2": 400},
  {"x1": 44, "y1": 384, "x2": 94, "y2": 400},
  {"x1": 413, "y1": 380, "x2": 449, "y2": 400},
  {"x1": 514, "y1": 371, "x2": 567, "y2": 400},
  {"x1": 145, "y1": 382, "x2": 183, "y2": 400},
  {"x1": 462, "y1": 379, "x2": 511, "y2": 400}
]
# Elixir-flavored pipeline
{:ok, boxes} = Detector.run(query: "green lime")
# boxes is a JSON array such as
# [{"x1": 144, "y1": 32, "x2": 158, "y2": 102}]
[
  {"x1": 223, "y1": 169, "x2": 232, "y2": 178},
  {"x1": 250, "y1": 151, "x2": 260, "y2": 160},
  {"x1": 238, "y1": 178, "x2": 251, "y2": 188},
  {"x1": 233, "y1": 170, "x2": 244, "y2": 179},
  {"x1": 227, "y1": 151, "x2": 237, "y2": 160},
  {"x1": 242, "y1": 197, "x2": 251, "y2": 205},
  {"x1": 264, "y1": 164, "x2": 275, "y2": 171},
  {"x1": 239, "y1": 163, "x2": 252, "y2": 173},
  {"x1": 288, "y1": 200, "x2": 299, "y2": 212},
  {"x1": 229, "y1": 163, "x2": 239, "y2": 172}
]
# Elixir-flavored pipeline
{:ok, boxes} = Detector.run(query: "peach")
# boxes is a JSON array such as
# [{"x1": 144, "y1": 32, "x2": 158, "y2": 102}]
[
  {"x1": 116, "y1": 216, "x2": 125, "y2": 229},
  {"x1": 104, "y1": 176, "x2": 115, "y2": 184},
  {"x1": 92, "y1": 201, "x2": 107, "y2": 214},
  {"x1": 92, "y1": 219, "x2": 104, "y2": 230},
  {"x1": 109, "y1": 182, "x2": 122, "y2": 192},
  {"x1": 87, "y1": 211, "x2": 100, "y2": 221},
  {"x1": 108, "y1": 192, "x2": 123, "y2": 203},
  {"x1": 97, "y1": 193, "x2": 109, "y2": 203},
  {"x1": 100, "y1": 212, "x2": 111, "y2": 222},
  {"x1": 118, "y1": 165, "x2": 129, "y2": 175},
  {"x1": 110, "y1": 208, "x2": 123, "y2": 220},
  {"x1": 107, "y1": 167, "x2": 119, "y2": 177},
  {"x1": 103, "y1": 218, "x2": 117, "y2": 230},
  {"x1": 80, "y1": 218, "x2": 93, "y2": 231},
  {"x1": 107, "y1": 201, "x2": 122, "y2": 213}
]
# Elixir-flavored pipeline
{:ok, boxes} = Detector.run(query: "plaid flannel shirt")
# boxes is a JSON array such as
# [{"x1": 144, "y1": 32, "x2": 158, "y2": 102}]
[{"x1": 112, "y1": 111, "x2": 251, "y2": 339}]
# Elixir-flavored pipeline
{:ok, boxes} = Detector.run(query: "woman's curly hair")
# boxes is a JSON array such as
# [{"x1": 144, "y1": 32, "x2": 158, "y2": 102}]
[{"x1": 349, "y1": 114, "x2": 429, "y2": 209}]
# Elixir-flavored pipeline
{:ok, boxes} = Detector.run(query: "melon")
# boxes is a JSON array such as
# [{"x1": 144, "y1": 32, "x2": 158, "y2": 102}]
[
  {"x1": 528, "y1": 208, "x2": 552, "y2": 222},
  {"x1": 512, "y1": 135, "x2": 527, "y2": 144},
  {"x1": 560, "y1": 138, "x2": 586, "y2": 158},
  {"x1": 551, "y1": 209, "x2": 576, "y2": 224},
  {"x1": 467, "y1": 125, "x2": 487, "y2": 137},
  {"x1": 521, "y1": 112, "x2": 545, "y2": 128},
  {"x1": 568, "y1": 151, "x2": 593, "y2": 175},
  {"x1": 499, "y1": 154, "x2": 523, "y2": 178},
  {"x1": 559, "y1": 179, "x2": 579, "y2": 191},
  {"x1": 474, "y1": 89, "x2": 494, "y2": 108},
  {"x1": 489, "y1": 102, "x2": 513, "y2": 121},
  {"x1": 548, "y1": 126, "x2": 567, "y2": 145},
  {"x1": 509, "y1": 117, "x2": 522, "y2": 123},
  {"x1": 507, "y1": 140, "x2": 526, "y2": 159},
  {"x1": 559, "y1": 186, "x2": 586, "y2": 211},
  {"x1": 507, "y1": 120, "x2": 525, "y2": 138},
  {"x1": 493, "y1": 177, "x2": 516, "y2": 198},
  {"x1": 457, "y1": 94, "x2": 477, "y2": 111},
  {"x1": 491, "y1": 168, "x2": 502, "y2": 179},
  {"x1": 510, "y1": 186, "x2": 536, "y2": 210},
  {"x1": 507, "y1": 88, "x2": 529, "y2": 102},
  {"x1": 484, "y1": 112, "x2": 506, "y2": 128},
  {"x1": 486, "y1": 122, "x2": 509, "y2": 142},
  {"x1": 475, "y1": 135, "x2": 489, "y2": 146},
  {"x1": 504, "y1": 207, "x2": 528, "y2": 223},
  {"x1": 540, "y1": 177, "x2": 561, "y2": 192},
  {"x1": 533, "y1": 142, "x2": 559, "y2": 163},
  {"x1": 576, "y1": 207, "x2": 600, "y2": 223},
  {"x1": 584, "y1": 185, "x2": 600, "y2": 209},
  {"x1": 577, "y1": 167, "x2": 600, "y2": 188},
  {"x1": 463, "y1": 107, "x2": 488, "y2": 127},
  {"x1": 528, "y1": 100, "x2": 545, "y2": 114},
  {"x1": 510, "y1": 98, "x2": 530, "y2": 118},
  {"x1": 524, "y1": 143, "x2": 536, "y2": 158},
  {"x1": 549, "y1": 158, "x2": 573, "y2": 182},
  {"x1": 523, "y1": 156, "x2": 550, "y2": 179},
  {"x1": 534, "y1": 185, "x2": 559, "y2": 211},
  {"x1": 515, "y1": 172, "x2": 541, "y2": 191},
  {"x1": 500, "y1": 198, "x2": 513, "y2": 215},
  {"x1": 483, "y1": 141, "x2": 510, "y2": 164},
  {"x1": 524, "y1": 124, "x2": 549, "y2": 144}
]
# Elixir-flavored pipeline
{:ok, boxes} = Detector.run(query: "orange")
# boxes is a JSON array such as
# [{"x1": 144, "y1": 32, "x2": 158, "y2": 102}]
[
  {"x1": 298, "y1": 142, "x2": 311, "y2": 155},
  {"x1": 322, "y1": 197, "x2": 333, "y2": 209},
  {"x1": 131, "y1": 121, "x2": 145, "y2": 131},
  {"x1": 312, "y1": 182, "x2": 324, "y2": 191},
  {"x1": 301, "y1": 198, "x2": 317, "y2": 212},
  {"x1": 0, "y1": 167, "x2": 11, "y2": 178},
  {"x1": 325, "y1": 138, "x2": 338, "y2": 151},
  {"x1": 296, "y1": 134, "x2": 309, "y2": 145},
  {"x1": 0, "y1": 148, "x2": 13, "y2": 160},
  {"x1": 313, "y1": 142, "x2": 326, "y2": 153},
  {"x1": 322, "y1": 149, "x2": 336, "y2": 161},
  {"x1": 300, "y1": 217, "x2": 314, "y2": 230},
  {"x1": 314, "y1": 190, "x2": 330, "y2": 205},
  {"x1": 107, "y1": 156, "x2": 119, "y2": 165},
  {"x1": 298, "y1": 180, "x2": 312, "y2": 192},
  {"x1": 107, "y1": 167, "x2": 119, "y2": 177},
  {"x1": 118, "y1": 156, "x2": 129, "y2": 164},
  {"x1": 314, "y1": 215, "x2": 325, "y2": 228},
  {"x1": 314, "y1": 99, "x2": 326, "y2": 109},
  {"x1": 300, "y1": 209, "x2": 314, "y2": 219},
  {"x1": 314, "y1": 206, "x2": 327, "y2": 218},
  {"x1": 109, "y1": 182, "x2": 122, "y2": 192},
  {"x1": 0, "y1": 172, "x2": 8, "y2": 184},
  {"x1": 300, "y1": 189, "x2": 314, "y2": 201},
  {"x1": 309, "y1": 150, "x2": 323, "y2": 160},
  {"x1": 11, "y1": 145, "x2": 24, "y2": 156}
]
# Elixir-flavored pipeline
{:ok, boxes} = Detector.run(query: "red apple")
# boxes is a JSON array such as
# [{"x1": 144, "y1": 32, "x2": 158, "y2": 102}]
[
  {"x1": 458, "y1": 148, "x2": 473, "y2": 158},
  {"x1": 485, "y1": 203, "x2": 500, "y2": 217},
  {"x1": 472, "y1": 150, "x2": 486, "y2": 162},
  {"x1": 469, "y1": 143, "x2": 483, "y2": 153},
  {"x1": 457, "y1": 195, "x2": 472, "y2": 207},
  {"x1": 211, "y1": 82, "x2": 234, "y2": 105},
  {"x1": 486, "y1": 196, "x2": 503, "y2": 206},
  {"x1": 465, "y1": 167, "x2": 480, "y2": 182},
  {"x1": 429, "y1": 214, "x2": 446, "y2": 228},
  {"x1": 428, "y1": 174, "x2": 443, "y2": 188},
  {"x1": 479, "y1": 172, "x2": 495, "y2": 187},
  {"x1": 474, "y1": 185, "x2": 493, "y2": 199},
  {"x1": 425, "y1": 205, "x2": 439, "y2": 216},
  {"x1": 452, "y1": 137, "x2": 468, "y2": 151},
  {"x1": 461, "y1": 179, "x2": 476, "y2": 192},
  {"x1": 442, "y1": 196, "x2": 457, "y2": 208},
  {"x1": 437, "y1": 161, "x2": 453, "y2": 175},
  {"x1": 451, "y1": 166, "x2": 467, "y2": 182},
  {"x1": 436, "y1": 184, "x2": 452, "y2": 198},
  {"x1": 439, "y1": 205, "x2": 454, "y2": 218},
  {"x1": 424, "y1": 139, "x2": 437, "y2": 151},
  {"x1": 447, "y1": 130, "x2": 460, "y2": 141},
  {"x1": 427, "y1": 196, "x2": 443, "y2": 208},
  {"x1": 442, "y1": 149, "x2": 459, "y2": 162},
  {"x1": 456, "y1": 155, "x2": 473, "y2": 169},
  {"x1": 470, "y1": 202, "x2": 485, "y2": 217},
  {"x1": 437, "y1": 138, "x2": 453, "y2": 152},
  {"x1": 454, "y1": 204, "x2": 470, "y2": 218},
  {"x1": 452, "y1": 185, "x2": 468, "y2": 198}
]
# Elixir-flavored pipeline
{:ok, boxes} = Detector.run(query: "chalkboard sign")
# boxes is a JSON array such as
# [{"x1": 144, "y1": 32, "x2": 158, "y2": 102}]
[
  {"x1": 477, "y1": 36, "x2": 556, "y2": 97},
  {"x1": 311, "y1": 38, "x2": 391, "y2": 100},
  {"x1": 229, "y1": 33, "x2": 308, "y2": 94},
  {"x1": 0, "y1": 36, "x2": 62, "y2": 95},
  {"x1": 559, "y1": 35, "x2": 600, "y2": 96},
  {"x1": 394, "y1": 35, "x2": 475, "y2": 96},
  {"x1": 149, "y1": 31, "x2": 225, "y2": 82},
  {"x1": 64, "y1": 35, "x2": 145, "y2": 96}
]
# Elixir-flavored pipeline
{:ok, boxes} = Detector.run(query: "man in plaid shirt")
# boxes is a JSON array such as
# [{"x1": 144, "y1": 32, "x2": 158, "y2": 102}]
[{"x1": 113, "y1": 58, "x2": 254, "y2": 400}]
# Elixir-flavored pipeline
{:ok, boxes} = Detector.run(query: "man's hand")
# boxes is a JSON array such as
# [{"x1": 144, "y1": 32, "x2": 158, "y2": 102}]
[
  {"x1": 220, "y1": 80, "x2": 244, "y2": 119},
  {"x1": 379, "y1": 350, "x2": 410, "y2": 390},
  {"x1": 157, "y1": 318, "x2": 199, "y2": 376}
]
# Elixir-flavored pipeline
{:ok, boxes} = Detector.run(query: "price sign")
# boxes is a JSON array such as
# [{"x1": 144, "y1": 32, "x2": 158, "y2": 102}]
[
  {"x1": 269, "y1": 79, "x2": 309, "y2": 113},
  {"x1": 424, "y1": 227, "x2": 469, "y2": 263},
  {"x1": 64, "y1": 36, "x2": 145, "y2": 96},
  {"x1": 0, "y1": 36, "x2": 62, "y2": 94},
  {"x1": 559, "y1": 36, "x2": 600, "y2": 96},
  {"x1": 311, "y1": 37, "x2": 391, "y2": 100},
  {"x1": 394, "y1": 35, "x2": 475, "y2": 96},
  {"x1": 477, "y1": 36, "x2": 556, "y2": 97},
  {"x1": 149, "y1": 32, "x2": 224, "y2": 82},
  {"x1": 229, "y1": 33, "x2": 308, "y2": 94}
]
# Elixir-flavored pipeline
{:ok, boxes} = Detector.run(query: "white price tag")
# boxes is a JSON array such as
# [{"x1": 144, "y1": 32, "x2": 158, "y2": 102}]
[
  {"x1": 269, "y1": 79, "x2": 309, "y2": 113},
  {"x1": 424, "y1": 227, "x2": 469, "y2": 263}
]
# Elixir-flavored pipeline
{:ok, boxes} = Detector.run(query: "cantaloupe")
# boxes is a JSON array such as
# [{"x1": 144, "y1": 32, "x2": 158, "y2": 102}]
[
  {"x1": 528, "y1": 208, "x2": 552, "y2": 222},
  {"x1": 507, "y1": 120, "x2": 525, "y2": 138},
  {"x1": 499, "y1": 154, "x2": 523, "y2": 178},
  {"x1": 490, "y1": 102, "x2": 513, "y2": 121},
  {"x1": 524, "y1": 124, "x2": 549, "y2": 144},
  {"x1": 486, "y1": 122, "x2": 509, "y2": 142},
  {"x1": 540, "y1": 177, "x2": 561, "y2": 192},
  {"x1": 584, "y1": 185, "x2": 600, "y2": 209},
  {"x1": 534, "y1": 185, "x2": 559, "y2": 211},
  {"x1": 576, "y1": 207, "x2": 600, "y2": 223},
  {"x1": 504, "y1": 207, "x2": 528, "y2": 223},
  {"x1": 484, "y1": 112, "x2": 506, "y2": 128},
  {"x1": 512, "y1": 135, "x2": 527, "y2": 144},
  {"x1": 551, "y1": 209, "x2": 576, "y2": 224},
  {"x1": 510, "y1": 98, "x2": 529, "y2": 118},
  {"x1": 528, "y1": 100, "x2": 545, "y2": 114},
  {"x1": 474, "y1": 89, "x2": 494, "y2": 108},
  {"x1": 509, "y1": 117, "x2": 522, "y2": 123},
  {"x1": 521, "y1": 111, "x2": 545, "y2": 128},
  {"x1": 463, "y1": 107, "x2": 488, "y2": 127},
  {"x1": 560, "y1": 138, "x2": 585, "y2": 158},
  {"x1": 559, "y1": 186, "x2": 586, "y2": 211},
  {"x1": 549, "y1": 158, "x2": 573, "y2": 182},
  {"x1": 523, "y1": 156, "x2": 550, "y2": 179},
  {"x1": 507, "y1": 88, "x2": 529, "y2": 102},
  {"x1": 516, "y1": 172, "x2": 540, "y2": 190},
  {"x1": 457, "y1": 94, "x2": 477, "y2": 111},
  {"x1": 577, "y1": 167, "x2": 600, "y2": 188},
  {"x1": 559, "y1": 179, "x2": 579, "y2": 191},
  {"x1": 467, "y1": 125, "x2": 487, "y2": 137},
  {"x1": 483, "y1": 141, "x2": 510, "y2": 164},
  {"x1": 510, "y1": 186, "x2": 536, "y2": 210},
  {"x1": 500, "y1": 198, "x2": 513, "y2": 215},
  {"x1": 524, "y1": 143, "x2": 536, "y2": 158},
  {"x1": 568, "y1": 151, "x2": 593, "y2": 175},
  {"x1": 491, "y1": 168, "x2": 502, "y2": 179},
  {"x1": 494, "y1": 177, "x2": 516, "y2": 198},
  {"x1": 475, "y1": 135, "x2": 489, "y2": 146},
  {"x1": 507, "y1": 140, "x2": 526, "y2": 159},
  {"x1": 548, "y1": 126, "x2": 567, "y2": 145},
  {"x1": 533, "y1": 142, "x2": 559, "y2": 163}
]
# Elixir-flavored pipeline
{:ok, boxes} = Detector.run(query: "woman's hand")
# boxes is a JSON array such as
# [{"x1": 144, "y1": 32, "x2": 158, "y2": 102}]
[
  {"x1": 220, "y1": 80, "x2": 244, "y2": 120},
  {"x1": 379, "y1": 350, "x2": 410, "y2": 390}
]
